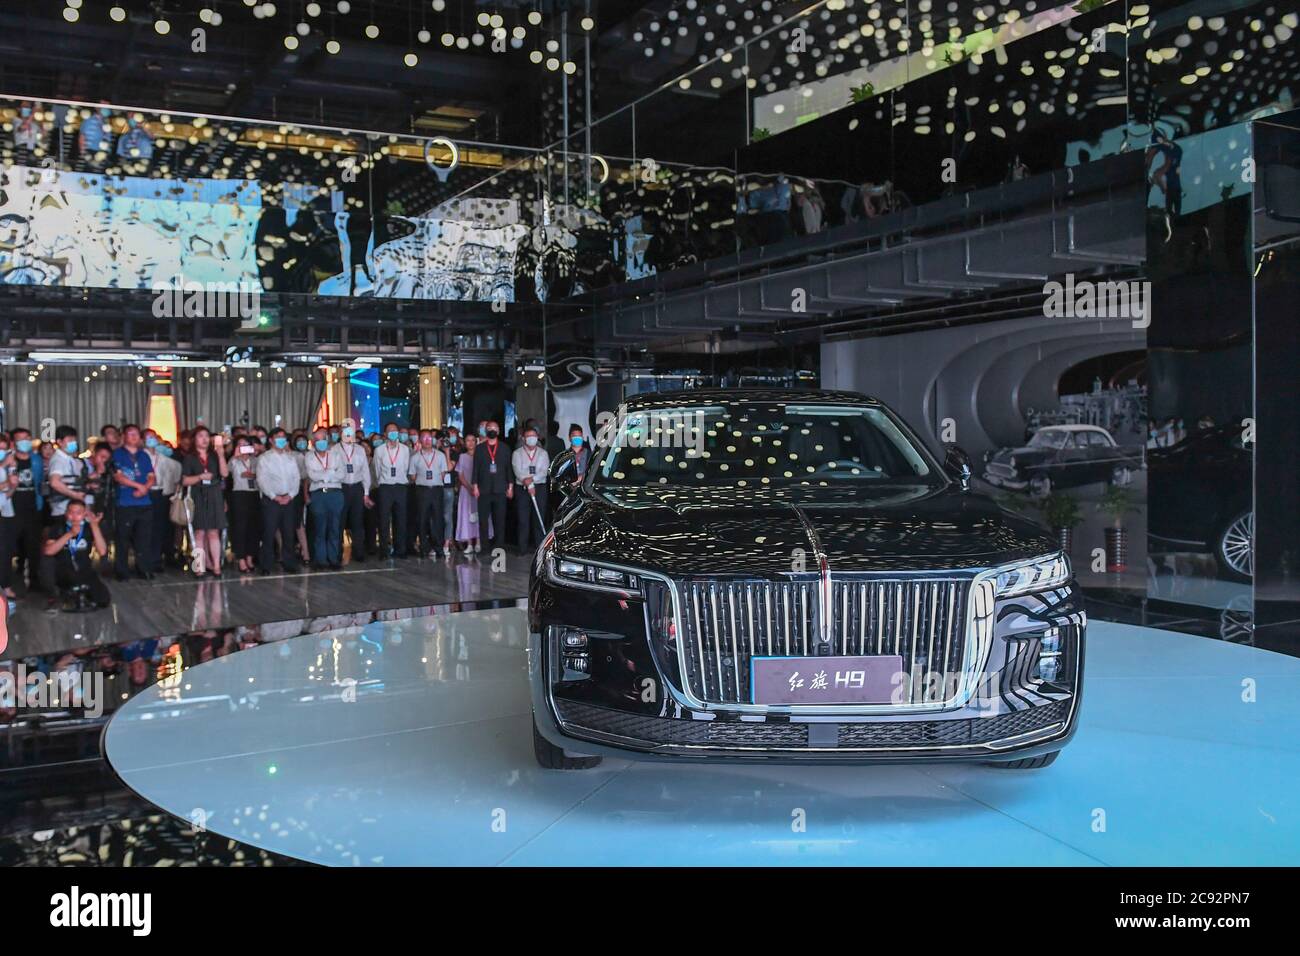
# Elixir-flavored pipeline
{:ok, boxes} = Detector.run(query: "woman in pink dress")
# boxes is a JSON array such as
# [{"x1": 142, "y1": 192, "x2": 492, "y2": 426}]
[{"x1": 454, "y1": 434, "x2": 481, "y2": 553}]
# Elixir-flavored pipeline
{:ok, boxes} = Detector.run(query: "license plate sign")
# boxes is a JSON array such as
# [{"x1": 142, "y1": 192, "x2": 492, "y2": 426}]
[{"x1": 751, "y1": 655, "x2": 904, "y2": 705}]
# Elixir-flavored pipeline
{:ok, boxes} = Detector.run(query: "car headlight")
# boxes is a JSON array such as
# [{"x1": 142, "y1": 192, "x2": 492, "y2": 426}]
[
  {"x1": 993, "y1": 552, "x2": 1071, "y2": 597},
  {"x1": 546, "y1": 554, "x2": 643, "y2": 594}
]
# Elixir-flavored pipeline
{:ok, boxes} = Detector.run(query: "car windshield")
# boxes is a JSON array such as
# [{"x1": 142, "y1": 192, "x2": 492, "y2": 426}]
[
  {"x1": 595, "y1": 403, "x2": 939, "y2": 488},
  {"x1": 1029, "y1": 430, "x2": 1071, "y2": 449}
]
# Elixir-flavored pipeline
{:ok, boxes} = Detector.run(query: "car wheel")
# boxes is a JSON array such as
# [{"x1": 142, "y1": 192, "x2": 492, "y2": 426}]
[
  {"x1": 533, "y1": 713, "x2": 602, "y2": 770},
  {"x1": 987, "y1": 751, "x2": 1059, "y2": 770},
  {"x1": 1028, "y1": 475, "x2": 1051, "y2": 498},
  {"x1": 1214, "y1": 510, "x2": 1253, "y2": 583},
  {"x1": 1110, "y1": 465, "x2": 1132, "y2": 486}
]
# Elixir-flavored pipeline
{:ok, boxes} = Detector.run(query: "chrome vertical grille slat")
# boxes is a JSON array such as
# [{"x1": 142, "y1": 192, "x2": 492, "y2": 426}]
[{"x1": 676, "y1": 576, "x2": 973, "y2": 708}]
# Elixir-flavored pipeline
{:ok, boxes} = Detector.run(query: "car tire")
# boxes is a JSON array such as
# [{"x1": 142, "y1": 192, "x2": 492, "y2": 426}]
[
  {"x1": 1214, "y1": 510, "x2": 1253, "y2": 583},
  {"x1": 533, "y1": 714, "x2": 602, "y2": 770},
  {"x1": 1029, "y1": 475, "x2": 1051, "y2": 498},
  {"x1": 987, "y1": 751, "x2": 1059, "y2": 770},
  {"x1": 1110, "y1": 465, "x2": 1132, "y2": 486}
]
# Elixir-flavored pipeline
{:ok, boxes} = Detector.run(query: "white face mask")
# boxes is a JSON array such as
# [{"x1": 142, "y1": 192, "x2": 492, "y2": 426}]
[{"x1": 525, "y1": 435, "x2": 538, "y2": 447}]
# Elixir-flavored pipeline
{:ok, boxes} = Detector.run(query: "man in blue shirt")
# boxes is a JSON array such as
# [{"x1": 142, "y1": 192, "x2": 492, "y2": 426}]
[{"x1": 111, "y1": 424, "x2": 156, "y2": 580}]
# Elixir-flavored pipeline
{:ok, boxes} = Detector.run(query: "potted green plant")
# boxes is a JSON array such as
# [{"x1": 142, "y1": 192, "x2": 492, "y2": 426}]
[
  {"x1": 849, "y1": 82, "x2": 876, "y2": 104},
  {"x1": 1038, "y1": 492, "x2": 1083, "y2": 557},
  {"x1": 1095, "y1": 485, "x2": 1137, "y2": 572}
]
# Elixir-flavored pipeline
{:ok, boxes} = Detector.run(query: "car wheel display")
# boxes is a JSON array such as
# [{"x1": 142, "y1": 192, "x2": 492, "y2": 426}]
[
  {"x1": 988, "y1": 751, "x2": 1060, "y2": 770},
  {"x1": 1215, "y1": 510, "x2": 1254, "y2": 583},
  {"x1": 533, "y1": 714, "x2": 602, "y2": 770},
  {"x1": 1111, "y1": 464, "x2": 1132, "y2": 486}
]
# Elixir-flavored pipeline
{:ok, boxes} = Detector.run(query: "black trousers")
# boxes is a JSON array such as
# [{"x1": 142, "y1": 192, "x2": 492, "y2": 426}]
[
  {"x1": 341, "y1": 482, "x2": 368, "y2": 560},
  {"x1": 148, "y1": 491, "x2": 176, "y2": 571},
  {"x1": 514, "y1": 485, "x2": 549, "y2": 551},
  {"x1": 476, "y1": 491, "x2": 509, "y2": 551},
  {"x1": 375, "y1": 484, "x2": 408, "y2": 557},
  {"x1": 260, "y1": 496, "x2": 301, "y2": 572},
  {"x1": 51, "y1": 554, "x2": 112, "y2": 607},
  {"x1": 412, "y1": 486, "x2": 445, "y2": 556},
  {"x1": 9, "y1": 502, "x2": 43, "y2": 588},
  {"x1": 230, "y1": 490, "x2": 261, "y2": 562},
  {"x1": 114, "y1": 504, "x2": 153, "y2": 577}
]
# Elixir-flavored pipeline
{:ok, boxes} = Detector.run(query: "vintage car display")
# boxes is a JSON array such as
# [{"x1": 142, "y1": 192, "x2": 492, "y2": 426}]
[
  {"x1": 1147, "y1": 424, "x2": 1253, "y2": 582},
  {"x1": 982, "y1": 424, "x2": 1145, "y2": 496},
  {"x1": 529, "y1": 390, "x2": 1085, "y2": 769}
]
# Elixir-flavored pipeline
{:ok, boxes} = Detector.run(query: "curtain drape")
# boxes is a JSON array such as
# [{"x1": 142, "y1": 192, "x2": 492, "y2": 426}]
[
  {"x1": 172, "y1": 366, "x2": 325, "y2": 433},
  {"x1": 0, "y1": 365, "x2": 149, "y2": 440}
]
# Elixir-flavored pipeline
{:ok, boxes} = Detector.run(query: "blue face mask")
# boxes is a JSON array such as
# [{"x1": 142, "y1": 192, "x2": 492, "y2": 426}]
[
  {"x1": 372, "y1": 437, "x2": 384, "y2": 448},
  {"x1": 387, "y1": 430, "x2": 399, "y2": 442},
  {"x1": 329, "y1": 433, "x2": 341, "y2": 444},
  {"x1": 343, "y1": 428, "x2": 355, "y2": 440},
  {"x1": 65, "y1": 440, "x2": 79, "y2": 455},
  {"x1": 294, "y1": 439, "x2": 308, "y2": 451},
  {"x1": 274, "y1": 437, "x2": 289, "y2": 450},
  {"x1": 160, "y1": 446, "x2": 174, "y2": 457},
  {"x1": 145, "y1": 436, "x2": 158, "y2": 449},
  {"x1": 314, "y1": 439, "x2": 329, "y2": 452},
  {"x1": 571, "y1": 436, "x2": 584, "y2": 448},
  {"x1": 15, "y1": 439, "x2": 32, "y2": 454}
]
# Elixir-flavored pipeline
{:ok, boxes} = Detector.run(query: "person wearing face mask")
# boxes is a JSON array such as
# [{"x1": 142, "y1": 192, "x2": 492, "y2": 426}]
[
  {"x1": 5, "y1": 428, "x2": 45, "y2": 593},
  {"x1": 336, "y1": 422, "x2": 373, "y2": 563},
  {"x1": 47, "y1": 426, "x2": 91, "y2": 529},
  {"x1": 511, "y1": 425, "x2": 550, "y2": 552},
  {"x1": 290, "y1": 430, "x2": 311, "y2": 566},
  {"x1": 145, "y1": 431, "x2": 182, "y2": 574},
  {"x1": 372, "y1": 422, "x2": 411, "y2": 560},
  {"x1": 408, "y1": 429, "x2": 448, "y2": 560},
  {"x1": 305, "y1": 427, "x2": 346, "y2": 570},
  {"x1": 228, "y1": 435, "x2": 262, "y2": 574},
  {"x1": 550, "y1": 424, "x2": 591, "y2": 493},
  {"x1": 256, "y1": 428, "x2": 304, "y2": 575},
  {"x1": 110, "y1": 424, "x2": 156, "y2": 581},
  {"x1": 471, "y1": 420, "x2": 510, "y2": 552},
  {"x1": 438, "y1": 430, "x2": 457, "y2": 556}
]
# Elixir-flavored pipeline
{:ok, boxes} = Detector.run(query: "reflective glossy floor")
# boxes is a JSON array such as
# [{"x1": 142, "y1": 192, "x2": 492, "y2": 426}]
[{"x1": 104, "y1": 610, "x2": 1300, "y2": 866}]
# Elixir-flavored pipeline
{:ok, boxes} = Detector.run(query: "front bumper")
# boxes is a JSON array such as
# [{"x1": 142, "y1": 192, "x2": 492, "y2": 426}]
[
  {"x1": 529, "y1": 576, "x2": 1085, "y2": 765},
  {"x1": 981, "y1": 469, "x2": 1029, "y2": 491}
]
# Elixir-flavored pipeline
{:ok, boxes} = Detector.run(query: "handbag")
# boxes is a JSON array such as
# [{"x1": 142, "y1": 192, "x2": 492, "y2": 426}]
[{"x1": 169, "y1": 488, "x2": 193, "y2": 526}]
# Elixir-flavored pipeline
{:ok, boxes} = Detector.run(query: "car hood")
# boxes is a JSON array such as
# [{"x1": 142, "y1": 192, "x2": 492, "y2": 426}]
[
  {"x1": 555, "y1": 484, "x2": 1055, "y2": 577},
  {"x1": 989, "y1": 446, "x2": 1051, "y2": 466}
]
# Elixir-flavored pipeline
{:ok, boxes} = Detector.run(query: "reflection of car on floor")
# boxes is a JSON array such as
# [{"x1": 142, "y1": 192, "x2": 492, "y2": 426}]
[
  {"x1": 529, "y1": 389, "x2": 1085, "y2": 771},
  {"x1": 1147, "y1": 424, "x2": 1253, "y2": 582},
  {"x1": 982, "y1": 424, "x2": 1145, "y2": 496}
]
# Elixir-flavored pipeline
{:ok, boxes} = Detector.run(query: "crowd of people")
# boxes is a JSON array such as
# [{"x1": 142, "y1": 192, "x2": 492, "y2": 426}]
[{"x1": 0, "y1": 416, "x2": 594, "y2": 612}]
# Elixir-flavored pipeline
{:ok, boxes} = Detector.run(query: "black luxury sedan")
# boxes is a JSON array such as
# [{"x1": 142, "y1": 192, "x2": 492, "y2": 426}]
[
  {"x1": 1147, "y1": 424, "x2": 1253, "y2": 582},
  {"x1": 528, "y1": 390, "x2": 1085, "y2": 769}
]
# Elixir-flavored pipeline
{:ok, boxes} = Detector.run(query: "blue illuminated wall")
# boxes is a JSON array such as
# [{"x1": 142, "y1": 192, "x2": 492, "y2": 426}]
[{"x1": 348, "y1": 367, "x2": 380, "y2": 434}]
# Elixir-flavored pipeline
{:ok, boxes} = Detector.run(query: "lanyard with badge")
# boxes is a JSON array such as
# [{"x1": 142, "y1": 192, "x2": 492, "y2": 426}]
[
  {"x1": 524, "y1": 446, "x2": 539, "y2": 479},
  {"x1": 315, "y1": 450, "x2": 332, "y2": 487},
  {"x1": 421, "y1": 450, "x2": 437, "y2": 482},
  {"x1": 343, "y1": 445, "x2": 358, "y2": 476},
  {"x1": 387, "y1": 445, "x2": 400, "y2": 479},
  {"x1": 486, "y1": 442, "x2": 498, "y2": 476}
]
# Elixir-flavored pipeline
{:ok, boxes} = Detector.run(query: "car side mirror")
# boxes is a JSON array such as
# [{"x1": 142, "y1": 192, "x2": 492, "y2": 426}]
[
  {"x1": 548, "y1": 455, "x2": 573, "y2": 501},
  {"x1": 943, "y1": 444, "x2": 973, "y2": 491}
]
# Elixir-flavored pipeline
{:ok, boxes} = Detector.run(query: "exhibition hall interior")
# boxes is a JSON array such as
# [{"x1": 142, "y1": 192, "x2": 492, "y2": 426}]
[{"x1": 0, "y1": 0, "x2": 1297, "y2": 875}]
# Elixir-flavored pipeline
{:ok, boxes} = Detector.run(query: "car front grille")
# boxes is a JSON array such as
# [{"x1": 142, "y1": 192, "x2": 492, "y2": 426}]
[
  {"x1": 668, "y1": 576, "x2": 976, "y2": 707},
  {"x1": 553, "y1": 698, "x2": 1071, "y2": 751},
  {"x1": 985, "y1": 462, "x2": 1017, "y2": 478}
]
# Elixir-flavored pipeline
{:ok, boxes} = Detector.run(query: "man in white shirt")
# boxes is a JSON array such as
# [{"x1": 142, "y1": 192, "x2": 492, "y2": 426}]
[
  {"x1": 305, "y1": 427, "x2": 345, "y2": 570},
  {"x1": 144, "y1": 429, "x2": 182, "y2": 573},
  {"x1": 255, "y1": 428, "x2": 304, "y2": 574},
  {"x1": 47, "y1": 426, "x2": 89, "y2": 527},
  {"x1": 372, "y1": 422, "x2": 411, "y2": 559},
  {"x1": 510, "y1": 425, "x2": 550, "y2": 551},
  {"x1": 409, "y1": 429, "x2": 448, "y2": 559},
  {"x1": 335, "y1": 422, "x2": 372, "y2": 563}
]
